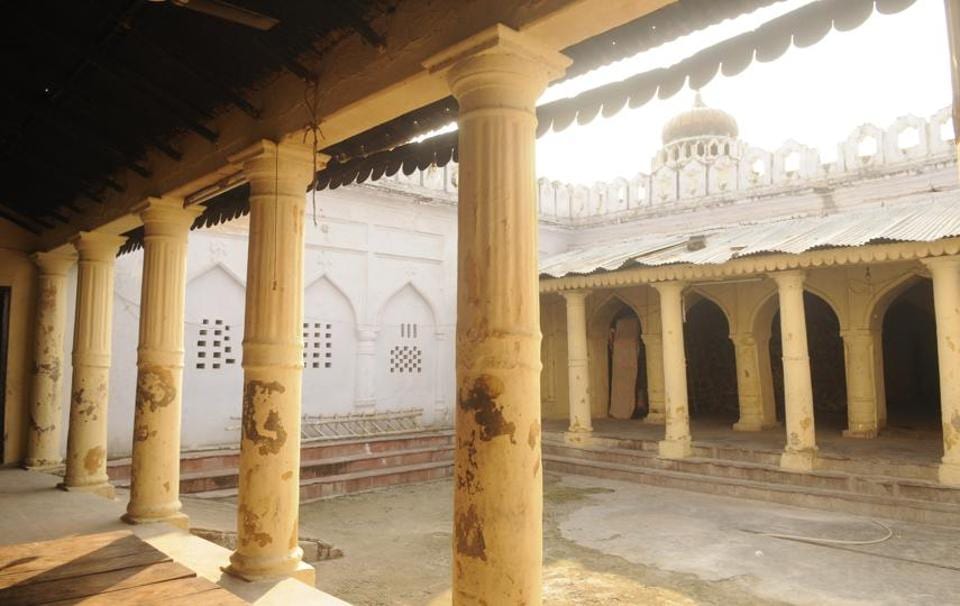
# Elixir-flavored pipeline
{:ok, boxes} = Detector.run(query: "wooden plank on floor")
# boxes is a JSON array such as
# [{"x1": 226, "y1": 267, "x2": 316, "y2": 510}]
[
  {"x1": 0, "y1": 531, "x2": 134, "y2": 561},
  {"x1": 0, "y1": 535, "x2": 169, "y2": 587},
  {"x1": 42, "y1": 576, "x2": 248, "y2": 605},
  {"x1": 0, "y1": 560, "x2": 196, "y2": 605}
]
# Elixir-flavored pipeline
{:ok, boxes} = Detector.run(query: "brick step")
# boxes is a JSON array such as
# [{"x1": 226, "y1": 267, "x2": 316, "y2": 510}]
[
  {"x1": 108, "y1": 430, "x2": 455, "y2": 481},
  {"x1": 543, "y1": 441, "x2": 960, "y2": 506},
  {"x1": 190, "y1": 460, "x2": 454, "y2": 502},
  {"x1": 545, "y1": 432, "x2": 940, "y2": 482},
  {"x1": 543, "y1": 454, "x2": 960, "y2": 527},
  {"x1": 113, "y1": 444, "x2": 453, "y2": 494}
]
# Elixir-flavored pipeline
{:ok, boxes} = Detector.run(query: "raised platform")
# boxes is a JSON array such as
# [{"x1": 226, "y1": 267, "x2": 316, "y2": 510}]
[
  {"x1": 543, "y1": 418, "x2": 960, "y2": 526},
  {"x1": 0, "y1": 469, "x2": 349, "y2": 605},
  {"x1": 107, "y1": 430, "x2": 454, "y2": 501}
]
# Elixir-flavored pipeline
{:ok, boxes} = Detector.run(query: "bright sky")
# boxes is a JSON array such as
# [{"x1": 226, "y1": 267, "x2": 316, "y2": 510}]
[{"x1": 535, "y1": 0, "x2": 951, "y2": 184}]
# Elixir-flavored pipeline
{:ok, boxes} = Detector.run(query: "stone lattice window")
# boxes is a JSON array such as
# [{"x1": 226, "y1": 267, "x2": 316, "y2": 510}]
[
  {"x1": 303, "y1": 322, "x2": 332, "y2": 370},
  {"x1": 389, "y1": 344, "x2": 422, "y2": 374},
  {"x1": 195, "y1": 318, "x2": 236, "y2": 370}
]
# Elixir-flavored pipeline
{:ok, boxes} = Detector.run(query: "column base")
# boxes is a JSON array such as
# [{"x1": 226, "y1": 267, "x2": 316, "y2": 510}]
[
  {"x1": 842, "y1": 427, "x2": 879, "y2": 439},
  {"x1": 643, "y1": 412, "x2": 665, "y2": 425},
  {"x1": 658, "y1": 438, "x2": 692, "y2": 459},
  {"x1": 58, "y1": 481, "x2": 116, "y2": 499},
  {"x1": 23, "y1": 459, "x2": 64, "y2": 472},
  {"x1": 564, "y1": 430, "x2": 592, "y2": 445},
  {"x1": 779, "y1": 449, "x2": 818, "y2": 472},
  {"x1": 939, "y1": 461, "x2": 960, "y2": 486},
  {"x1": 223, "y1": 560, "x2": 316, "y2": 586},
  {"x1": 122, "y1": 511, "x2": 190, "y2": 530}
]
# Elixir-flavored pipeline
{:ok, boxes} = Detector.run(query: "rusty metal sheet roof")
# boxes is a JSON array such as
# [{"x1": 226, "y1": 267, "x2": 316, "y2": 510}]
[{"x1": 539, "y1": 196, "x2": 960, "y2": 278}]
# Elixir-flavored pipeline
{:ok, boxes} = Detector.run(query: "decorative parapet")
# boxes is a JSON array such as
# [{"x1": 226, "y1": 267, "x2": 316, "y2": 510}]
[{"x1": 368, "y1": 107, "x2": 955, "y2": 222}]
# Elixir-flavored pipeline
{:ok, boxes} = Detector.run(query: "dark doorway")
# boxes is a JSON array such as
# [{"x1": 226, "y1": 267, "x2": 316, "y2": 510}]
[
  {"x1": 606, "y1": 306, "x2": 648, "y2": 419},
  {"x1": 0, "y1": 286, "x2": 10, "y2": 459},
  {"x1": 770, "y1": 292, "x2": 847, "y2": 429},
  {"x1": 684, "y1": 298, "x2": 738, "y2": 422},
  {"x1": 882, "y1": 280, "x2": 939, "y2": 429}
]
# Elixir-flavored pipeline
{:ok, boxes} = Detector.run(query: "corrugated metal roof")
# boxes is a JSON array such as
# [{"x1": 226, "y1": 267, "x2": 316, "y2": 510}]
[{"x1": 539, "y1": 196, "x2": 960, "y2": 278}]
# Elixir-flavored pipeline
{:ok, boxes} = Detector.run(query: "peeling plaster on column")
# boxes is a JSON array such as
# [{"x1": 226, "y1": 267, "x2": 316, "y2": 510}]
[
  {"x1": 653, "y1": 281, "x2": 692, "y2": 459},
  {"x1": 24, "y1": 251, "x2": 75, "y2": 469},
  {"x1": 562, "y1": 290, "x2": 592, "y2": 438},
  {"x1": 61, "y1": 231, "x2": 126, "y2": 498}
]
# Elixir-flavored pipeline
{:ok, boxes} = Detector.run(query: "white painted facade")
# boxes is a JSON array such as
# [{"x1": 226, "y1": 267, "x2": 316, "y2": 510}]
[{"x1": 48, "y1": 105, "x2": 957, "y2": 457}]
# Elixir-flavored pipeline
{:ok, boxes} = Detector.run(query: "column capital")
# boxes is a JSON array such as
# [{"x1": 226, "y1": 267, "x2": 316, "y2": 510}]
[
  {"x1": 356, "y1": 325, "x2": 380, "y2": 342},
  {"x1": 424, "y1": 24, "x2": 570, "y2": 108},
  {"x1": 229, "y1": 139, "x2": 328, "y2": 188},
  {"x1": 652, "y1": 280, "x2": 686, "y2": 296},
  {"x1": 31, "y1": 250, "x2": 76, "y2": 276},
  {"x1": 560, "y1": 289, "x2": 589, "y2": 304},
  {"x1": 71, "y1": 231, "x2": 127, "y2": 261},
  {"x1": 769, "y1": 269, "x2": 806, "y2": 288},
  {"x1": 729, "y1": 332, "x2": 757, "y2": 347},
  {"x1": 921, "y1": 255, "x2": 960, "y2": 272},
  {"x1": 840, "y1": 327, "x2": 875, "y2": 340},
  {"x1": 135, "y1": 197, "x2": 203, "y2": 237}
]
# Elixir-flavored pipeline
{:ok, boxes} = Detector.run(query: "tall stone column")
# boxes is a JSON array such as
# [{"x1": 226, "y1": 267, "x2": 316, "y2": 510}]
[
  {"x1": 426, "y1": 25, "x2": 569, "y2": 606},
  {"x1": 653, "y1": 281, "x2": 692, "y2": 459},
  {"x1": 771, "y1": 270, "x2": 818, "y2": 471},
  {"x1": 61, "y1": 231, "x2": 126, "y2": 497},
  {"x1": 841, "y1": 328, "x2": 880, "y2": 438},
  {"x1": 562, "y1": 290, "x2": 591, "y2": 437},
  {"x1": 922, "y1": 256, "x2": 960, "y2": 485},
  {"x1": 731, "y1": 332, "x2": 774, "y2": 431},
  {"x1": 24, "y1": 251, "x2": 76, "y2": 469},
  {"x1": 641, "y1": 333, "x2": 666, "y2": 423},
  {"x1": 123, "y1": 198, "x2": 201, "y2": 528},
  {"x1": 354, "y1": 326, "x2": 378, "y2": 411},
  {"x1": 225, "y1": 140, "x2": 321, "y2": 584}
]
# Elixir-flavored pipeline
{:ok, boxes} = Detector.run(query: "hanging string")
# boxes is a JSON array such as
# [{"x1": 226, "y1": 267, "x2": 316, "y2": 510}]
[{"x1": 303, "y1": 75, "x2": 324, "y2": 227}]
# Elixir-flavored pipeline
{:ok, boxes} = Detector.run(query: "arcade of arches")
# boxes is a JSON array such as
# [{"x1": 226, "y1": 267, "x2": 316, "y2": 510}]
[{"x1": 540, "y1": 253, "x2": 960, "y2": 485}]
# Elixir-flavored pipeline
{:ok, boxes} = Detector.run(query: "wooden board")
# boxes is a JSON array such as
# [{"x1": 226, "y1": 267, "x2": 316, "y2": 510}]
[
  {"x1": 609, "y1": 316, "x2": 639, "y2": 419},
  {"x1": 0, "y1": 530, "x2": 248, "y2": 605}
]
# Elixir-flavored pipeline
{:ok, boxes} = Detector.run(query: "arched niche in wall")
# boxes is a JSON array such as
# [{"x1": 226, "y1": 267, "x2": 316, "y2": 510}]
[
  {"x1": 586, "y1": 295, "x2": 648, "y2": 421},
  {"x1": 302, "y1": 276, "x2": 358, "y2": 416},
  {"x1": 376, "y1": 283, "x2": 437, "y2": 414},
  {"x1": 182, "y1": 264, "x2": 246, "y2": 449},
  {"x1": 683, "y1": 296, "x2": 738, "y2": 423}
]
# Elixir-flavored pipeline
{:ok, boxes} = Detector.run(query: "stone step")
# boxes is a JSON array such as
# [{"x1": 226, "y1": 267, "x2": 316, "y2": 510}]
[
  {"x1": 113, "y1": 444, "x2": 454, "y2": 494},
  {"x1": 543, "y1": 454, "x2": 960, "y2": 527},
  {"x1": 191, "y1": 461, "x2": 454, "y2": 502},
  {"x1": 543, "y1": 441, "x2": 960, "y2": 505},
  {"x1": 107, "y1": 430, "x2": 455, "y2": 481},
  {"x1": 545, "y1": 432, "x2": 940, "y2": 482}
]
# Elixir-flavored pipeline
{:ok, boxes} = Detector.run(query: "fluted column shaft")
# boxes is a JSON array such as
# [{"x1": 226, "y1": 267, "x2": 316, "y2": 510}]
[
  {"x1": 426, "y1": 25, "x2": 569, "y2": 606},
  {"x1": 653, "y1": 281, "x2": 692, "y2": 459},
  {"x1": 562, "y1": 291, "x2": 591, "y2": 434},
  {"x1": 641, "y1": 333, "x2": 666, "y2": 423},
  {"x1": 123, "y1": 198, "x2": 201, "y2": 528},
  {"x1": 841, "y1": 328, "x2": 880, "y2": 438},
  {"x1": 772, "y1": 270, "x2": 818, "y2": 471},
  {"x1": 225, "y1": 140, "x2": 320, "y2": 584},
  {"x1": 922, "y1": 256, "x2": 960, "y2": 485},
  {"x1": 354, "y1": 326, "x2": 378, "y2": 410},
  {"x1": 731, "y1": 332, "x2": 775, "y2": 431},
  {"x1": 62, "y1": 231, "x2": 126, "y2": 497},
  {"x1": 24, "y1": 251, "x2": 76, "y2": 469}
]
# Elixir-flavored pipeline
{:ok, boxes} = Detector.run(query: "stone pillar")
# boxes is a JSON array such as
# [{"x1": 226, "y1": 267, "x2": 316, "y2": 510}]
[
  {"x1": 731, "y1": 332, "x2": 774, "y2": 431},
  {"x1": 61, "y1": 231, "x2": 126, "y2": 497},
  {"x1": 24, "y1": 251, "x2": 76, "y2": 469},
  {"x1": 653, "y1": 281, "x2": 692, "y2": 459},
  {"x1": 641, "y1": 333, "x2": 666, "y2": 424},
  {"x1": 354, "y1": 326, "x2": 378, "y2": 411},
  {"x1": 922, "y1": 256, "x2": 960, "y2": 485},
  {"x1": 224, "y1": 140, "x2": 320, "y2": 584},
  {"x1": 562, "y1": 291, "x2": 591, "y2": 436},
  {"x1": 123, "y1": 198, "x2": 201, "y2": 528},
  {"x1": 426, "y1": 25, "x2": 569, "y2": 606},
  {"x1": 771, "y1": 270, "x2": 818, "y2": 471},
  {"x1": 841, "y1": 328, "x2": 880, "y2": 438}
]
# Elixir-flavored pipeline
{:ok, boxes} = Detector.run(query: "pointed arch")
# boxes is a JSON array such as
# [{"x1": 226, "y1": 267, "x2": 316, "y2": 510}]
[
  {"x1": 377, "y1": 281, "x2": 438, "y2": 328},
  {"x1": 187, "y1": 262, "x2": 246, "y2": 290},
  {"x1": 305, "y1": 274, "x2": 358, "y2": 325},
  {"x1": 586, "y1": 293, "x2": 647, "y2": 420},
  {"x1": 864, "y1": 267, "x2": 928, "y2": 331},
  {"x1": 686, "y1": 287, "x2": 735, "y2": 334}
]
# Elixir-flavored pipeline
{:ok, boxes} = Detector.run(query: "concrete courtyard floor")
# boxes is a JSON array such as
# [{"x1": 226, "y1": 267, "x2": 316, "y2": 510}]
[{"x1": 182, "y1": 472, "x2": 960, "y2": 606}]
